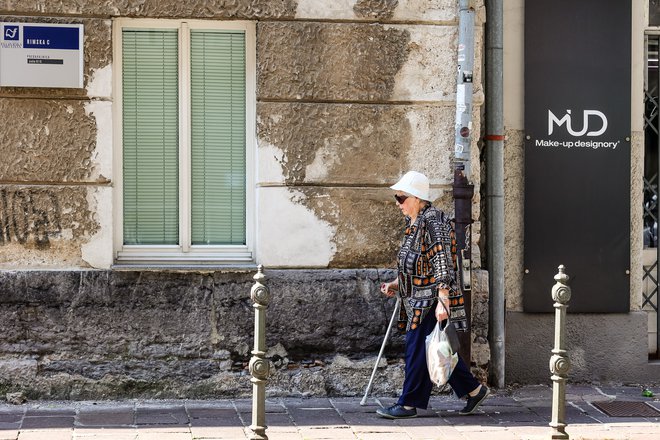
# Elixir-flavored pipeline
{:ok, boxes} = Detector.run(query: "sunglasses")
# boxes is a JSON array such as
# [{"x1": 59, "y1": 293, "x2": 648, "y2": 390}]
[{"x1": 394, "y1": 194, "x2": 409, "y2": 204}]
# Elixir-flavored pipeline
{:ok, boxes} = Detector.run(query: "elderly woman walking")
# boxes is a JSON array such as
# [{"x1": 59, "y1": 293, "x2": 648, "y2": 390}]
[{"x1": 376, "y1": 171, "x2": 489, "y2": 419}]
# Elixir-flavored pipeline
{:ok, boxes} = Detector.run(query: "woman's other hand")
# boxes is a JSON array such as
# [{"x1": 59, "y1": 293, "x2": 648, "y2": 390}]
[
  {"x1": 435, "y1": 301, "x2": 449, "y2": 321},
  {"x1": 380, "y1": 280, "x2": 399, "y2": 297},
  {"x1": 436, "y1": 295, "x2": 450, "y2": 321}
]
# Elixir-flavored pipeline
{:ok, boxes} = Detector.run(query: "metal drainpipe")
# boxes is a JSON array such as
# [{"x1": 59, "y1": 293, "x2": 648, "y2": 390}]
[
  {"x1": 485, "y1": 0, "x2": 505, "y2": 388},
  {"x1": 453, "y1": 0, "x2": 475, "y2": 365}
]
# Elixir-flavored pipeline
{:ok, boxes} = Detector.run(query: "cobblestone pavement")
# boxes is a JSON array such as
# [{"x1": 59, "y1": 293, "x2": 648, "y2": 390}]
[{"x1": 0, "y1": 384, "x2": 659, "y2": 440}]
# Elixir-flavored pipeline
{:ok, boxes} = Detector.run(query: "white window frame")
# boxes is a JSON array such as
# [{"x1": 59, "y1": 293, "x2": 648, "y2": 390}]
[{"x1": 112, "y1": 18, "x2": 256, "y2": 266}]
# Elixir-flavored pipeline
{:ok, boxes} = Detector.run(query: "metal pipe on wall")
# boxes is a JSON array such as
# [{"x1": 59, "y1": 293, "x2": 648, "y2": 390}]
[
  {"x1": 485, "y1": 0, "x2": 506, "y2": 388},
  {"x1": 454, "y1": 0, "x2": 476, "y2": 175},
  {"x1": 453, "y1": 0, "x2": 476, "y2": 365}
]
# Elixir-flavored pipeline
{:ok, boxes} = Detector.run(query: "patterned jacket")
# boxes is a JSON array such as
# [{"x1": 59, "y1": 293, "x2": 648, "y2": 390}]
[{"x1": 396, "y1": 204, "x2": 467, "y2": 333}]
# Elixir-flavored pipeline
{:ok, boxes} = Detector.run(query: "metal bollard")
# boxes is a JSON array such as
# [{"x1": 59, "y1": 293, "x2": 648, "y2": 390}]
[
  {"x1": 549, "y1": 265, "x2": 571, "y2": 440},
  {"x1": 248, "y1": 265, "x2": 270, "y2": 440}
]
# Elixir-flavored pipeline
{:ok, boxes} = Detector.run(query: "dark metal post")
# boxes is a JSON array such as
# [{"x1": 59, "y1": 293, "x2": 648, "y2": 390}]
[{"x1": 453, "y1": 169, "x2": 474, "y2": 364}]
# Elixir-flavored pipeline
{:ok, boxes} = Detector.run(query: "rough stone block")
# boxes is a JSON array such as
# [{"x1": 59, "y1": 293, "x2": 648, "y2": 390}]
[
  {"x1": 470, "y1": 269, "x2": 489, "y2": 337},
  {"x1": 264, "y1": 269, "x2": 404, "y2": 355},
  {"x1": 5, "y1": 392, "x2": 26, "y2": 405}
]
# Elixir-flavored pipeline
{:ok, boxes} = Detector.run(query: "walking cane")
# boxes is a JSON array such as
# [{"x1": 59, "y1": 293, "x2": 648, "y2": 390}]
[{"x1": 360, "y1": 296, "x2": 401, "y2": 406}]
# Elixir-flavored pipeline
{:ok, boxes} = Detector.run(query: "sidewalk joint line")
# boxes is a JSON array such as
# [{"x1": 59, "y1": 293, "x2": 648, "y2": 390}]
[{"x1": 594, "y1": 387, "x2": 617, "y2": 399}]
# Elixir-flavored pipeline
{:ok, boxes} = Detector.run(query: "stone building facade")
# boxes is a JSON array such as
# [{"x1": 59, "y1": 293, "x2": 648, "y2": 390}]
[{"x1": 0, "y1": 1, "x2": 490, "y2": 399}]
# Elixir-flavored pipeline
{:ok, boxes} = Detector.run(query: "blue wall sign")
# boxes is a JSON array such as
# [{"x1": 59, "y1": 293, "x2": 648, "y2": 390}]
[{"x1": 0, "y1": 22, "x2": 84, "y2": 88}]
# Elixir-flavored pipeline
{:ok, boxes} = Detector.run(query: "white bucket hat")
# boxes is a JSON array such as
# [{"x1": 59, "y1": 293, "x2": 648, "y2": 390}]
[{"x1": 390, "y1": 171, "x2": 431, "y2": 201}]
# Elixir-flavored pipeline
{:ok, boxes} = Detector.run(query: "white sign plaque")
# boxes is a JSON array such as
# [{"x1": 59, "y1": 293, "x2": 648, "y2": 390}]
[{"x1": 0, "y1": 23, "x2": 84, "y2": 88}]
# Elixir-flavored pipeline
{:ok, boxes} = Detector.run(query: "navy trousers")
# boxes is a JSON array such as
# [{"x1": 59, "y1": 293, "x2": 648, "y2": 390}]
[{"x1": 397, "y1": 303, "x2": 480, "y2": 410}]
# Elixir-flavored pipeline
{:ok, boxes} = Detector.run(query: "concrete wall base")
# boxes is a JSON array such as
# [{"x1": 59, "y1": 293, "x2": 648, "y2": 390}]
[{"x1": 506, "y1": 311, "x2": 659, "y2": 384}]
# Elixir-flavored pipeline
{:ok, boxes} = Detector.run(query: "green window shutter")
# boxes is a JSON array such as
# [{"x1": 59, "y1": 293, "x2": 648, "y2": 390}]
[
  {"x1": 122, "y1": 29, "x2": 179, "y2": 245},
  {"x1": 190, "y1": 30, "x2": 246, "y2": 245}
]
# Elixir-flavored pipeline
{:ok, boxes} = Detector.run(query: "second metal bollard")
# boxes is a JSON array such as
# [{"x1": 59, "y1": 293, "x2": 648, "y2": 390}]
[
  {"x1": 249, "y1": 265, "x2": 270, "y2": 440},
  {"x1": 549, "y1": 265, "x2": 571, "y2": 440}
]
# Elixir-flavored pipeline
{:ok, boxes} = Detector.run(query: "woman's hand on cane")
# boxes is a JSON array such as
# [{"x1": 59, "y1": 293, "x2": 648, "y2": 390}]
[{"x1": 380, "y1": 280, "x2": 399, "y2": 298}]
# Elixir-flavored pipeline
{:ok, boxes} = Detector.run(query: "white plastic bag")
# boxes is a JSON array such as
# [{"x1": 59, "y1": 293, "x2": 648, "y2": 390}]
[{"x1": 425, "y1": 322, "x2": 459, "y2": 386}]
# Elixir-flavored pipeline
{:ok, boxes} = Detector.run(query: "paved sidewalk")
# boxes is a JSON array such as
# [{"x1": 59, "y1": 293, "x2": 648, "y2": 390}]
[{"x1": 0, "y1": 384, "x2": 659, "y2": 440}]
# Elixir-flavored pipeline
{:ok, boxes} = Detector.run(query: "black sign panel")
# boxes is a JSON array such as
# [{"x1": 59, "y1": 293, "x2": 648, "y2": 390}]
[{"x1": 524, "y1": 0, "x2": 631, "y2": 312}]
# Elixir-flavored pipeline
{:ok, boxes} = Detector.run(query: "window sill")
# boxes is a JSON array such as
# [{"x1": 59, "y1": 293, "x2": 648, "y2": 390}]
[
  {"x1": 111, "y1": 262, "x2": 258, "y2": 272},
  {"x1": 114, "y1": 246, "x2": 255, "y2": 269}
]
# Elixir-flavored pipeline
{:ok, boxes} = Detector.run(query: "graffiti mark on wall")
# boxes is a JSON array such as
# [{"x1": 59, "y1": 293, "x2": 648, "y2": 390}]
[{"x1": 0, "y1": 189, "x2": 62, "y2": 248}]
